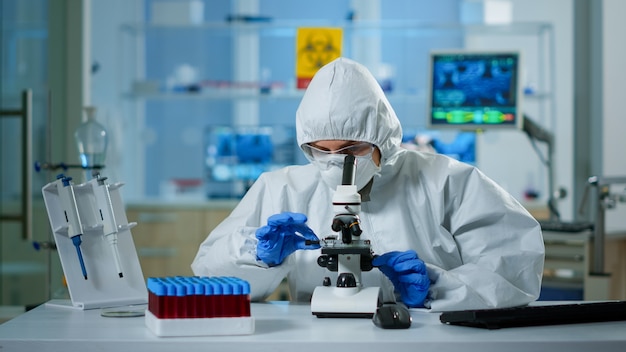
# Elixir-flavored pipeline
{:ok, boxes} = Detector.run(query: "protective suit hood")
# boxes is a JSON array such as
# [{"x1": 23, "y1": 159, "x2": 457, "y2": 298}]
[{"x1": 296, "y1": 57, "x2": 403, "y2": 162}]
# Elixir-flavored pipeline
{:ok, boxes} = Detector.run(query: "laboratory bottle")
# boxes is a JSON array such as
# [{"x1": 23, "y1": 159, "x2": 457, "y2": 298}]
[{"x1": 74, "y1": 106, "x2": 108, "y2": 181}]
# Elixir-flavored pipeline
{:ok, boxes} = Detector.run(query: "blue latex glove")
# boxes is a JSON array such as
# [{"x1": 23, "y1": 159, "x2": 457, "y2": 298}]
[
  {"x1": 372, "y1": 250, "x2": 430, "y2": 308},
  {"x1": 256, "y1": 212, "x2": 320, "y2": 266}
]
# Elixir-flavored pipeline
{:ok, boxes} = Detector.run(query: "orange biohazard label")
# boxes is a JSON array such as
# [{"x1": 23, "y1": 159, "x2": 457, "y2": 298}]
[{"x1": 295, "y1": 27, "x2": 343, "y2": 89}]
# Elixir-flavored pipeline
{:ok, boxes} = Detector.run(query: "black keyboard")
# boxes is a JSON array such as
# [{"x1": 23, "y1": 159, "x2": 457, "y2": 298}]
[
  {"x1": 440, "y1": 301, "x2": 626, "y2": 329},
  {"x1": 539, "y1": 220, "x2": 594, "y2": 233}
]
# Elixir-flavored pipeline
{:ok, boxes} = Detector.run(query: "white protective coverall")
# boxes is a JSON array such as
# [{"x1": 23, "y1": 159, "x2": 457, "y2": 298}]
[{"x1": 191, "y1": 57, "x2": 545, "y2": 312}]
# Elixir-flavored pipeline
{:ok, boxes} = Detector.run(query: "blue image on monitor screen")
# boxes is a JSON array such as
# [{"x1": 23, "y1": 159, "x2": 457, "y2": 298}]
[
  {"x1": 204, "y1": 126, "x2": 297, "y2": 198},
  {"x1": 427, "y1": 51, "x2": 522, "y2": 130}
]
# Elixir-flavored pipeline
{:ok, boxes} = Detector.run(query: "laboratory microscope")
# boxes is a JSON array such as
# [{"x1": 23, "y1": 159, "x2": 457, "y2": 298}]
[{"x1": 310, "y1": 155, "x2": 382, "y2": 318}]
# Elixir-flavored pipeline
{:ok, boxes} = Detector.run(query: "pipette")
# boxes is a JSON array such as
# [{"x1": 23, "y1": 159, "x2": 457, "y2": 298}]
[
  {"x1": 91, "y1": 172, "x2": 124, "y2": 278},
  {"x1": 57, "y1": 175, "x2": 88, "y2": 280}
]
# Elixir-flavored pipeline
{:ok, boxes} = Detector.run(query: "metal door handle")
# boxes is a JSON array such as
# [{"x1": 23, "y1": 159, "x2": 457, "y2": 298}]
[{"x1": 0, "y1": 90, "x2": 33, "y2": 241}]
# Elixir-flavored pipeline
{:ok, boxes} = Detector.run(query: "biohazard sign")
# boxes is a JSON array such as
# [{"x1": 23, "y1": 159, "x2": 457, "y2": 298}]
[{"x1": 295, "y1": 27, "x2": 343, "y2": 89}]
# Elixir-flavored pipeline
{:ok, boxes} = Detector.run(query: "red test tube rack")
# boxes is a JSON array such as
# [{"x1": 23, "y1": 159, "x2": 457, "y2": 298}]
[{"x1": 145, "y1": 276, "x2": 254, "y2": 337}]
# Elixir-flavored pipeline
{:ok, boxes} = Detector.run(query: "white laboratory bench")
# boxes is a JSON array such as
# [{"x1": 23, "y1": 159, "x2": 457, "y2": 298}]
[{"x1": 0, "y1": 301, "x2": 625, "y2": 352}]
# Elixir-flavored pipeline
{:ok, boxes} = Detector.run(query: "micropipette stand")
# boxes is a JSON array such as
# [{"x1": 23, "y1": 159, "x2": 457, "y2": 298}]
[
  {"x1": 311, "y1": 155, "x2": 382, "y2": 318},
  {"x1": 42, "y1": 173, "x2": 147, "y2": 310}
]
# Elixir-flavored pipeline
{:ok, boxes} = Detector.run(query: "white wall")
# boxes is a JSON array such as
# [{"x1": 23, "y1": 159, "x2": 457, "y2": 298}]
[
  {"x1": 490, "y1": 0, "x2": 626, "y2": 231},
  {"x1": 601, "y1": 0, "x2": 626, "y2": 232},
  {"x1": 602, "y1": 0, "x2": 626, "y2": 177},
  {"x1": 90, "y1": 0, "x2": 143, "y2": 191},
  {"x1": 512, "y1": 0, "x2": 574, "y2": 221},
  {"x1": 472, "y1": 0, "x2": 575, "y2": 219}
]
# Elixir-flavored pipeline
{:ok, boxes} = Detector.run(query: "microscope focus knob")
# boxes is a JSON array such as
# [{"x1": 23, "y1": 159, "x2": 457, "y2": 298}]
[
  {"x1": 337, "y1": 273, "x2": 357, "y2": 288},
  {"x1": 323, "y1": 277, "x2": 332, "y2": 287},
  {"x1": 361, "y1": 254, "x2": 374, "y2": 272},
  {"x1": 331, "y1": 218, "x2": 343, "y2": 232},
  {"x1": 317, "y1": 255, "x2": 328, "y2": 268}
]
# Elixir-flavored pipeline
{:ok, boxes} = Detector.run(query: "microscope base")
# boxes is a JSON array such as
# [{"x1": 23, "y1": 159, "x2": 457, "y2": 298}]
[{"x1": 311, "y1": 286, "x2": 382, "y2": 318}]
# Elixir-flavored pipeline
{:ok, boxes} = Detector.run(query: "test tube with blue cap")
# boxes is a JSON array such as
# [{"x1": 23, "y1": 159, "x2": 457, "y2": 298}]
[
  {"x1": 56, "y1": 174, "x2": 88, "y2": 280},
  {"x1": 187, "y1": 277, "x2": 205, "y2": 318}
]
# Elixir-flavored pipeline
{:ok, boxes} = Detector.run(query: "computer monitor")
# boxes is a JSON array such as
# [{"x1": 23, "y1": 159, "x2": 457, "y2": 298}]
[{"x1": 426, "y1": 50, "x2": 523, "y2": 131}]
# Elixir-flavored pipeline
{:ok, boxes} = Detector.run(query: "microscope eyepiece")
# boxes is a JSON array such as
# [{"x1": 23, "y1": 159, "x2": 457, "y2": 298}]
[{"x1": 341, "y1": 154, "x2": 356, "y2": 185}]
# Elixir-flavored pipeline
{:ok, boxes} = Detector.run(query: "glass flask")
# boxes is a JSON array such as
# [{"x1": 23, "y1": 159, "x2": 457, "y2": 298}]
[{"x1": 74, "y1": 106, "x2": 108, "y2": 181}]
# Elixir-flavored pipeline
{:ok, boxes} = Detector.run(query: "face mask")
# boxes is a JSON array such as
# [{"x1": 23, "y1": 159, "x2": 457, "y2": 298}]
[{"x1": 315, "y1": 154, "x2": 381, "y2": 190}]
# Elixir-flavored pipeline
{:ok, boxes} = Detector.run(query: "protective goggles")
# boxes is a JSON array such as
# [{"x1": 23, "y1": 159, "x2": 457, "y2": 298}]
[
  {"x1": 302, "y1": 142, "x2": 375, "y2": 169},
  {"x1": 303, "y1": 142, "x2": 374, "y2": 159}
]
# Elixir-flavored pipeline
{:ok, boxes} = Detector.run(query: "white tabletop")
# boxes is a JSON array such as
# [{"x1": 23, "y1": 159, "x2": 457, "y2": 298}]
[{"x1": 0, "y1": 300, "x2": 625, "y2": 352}]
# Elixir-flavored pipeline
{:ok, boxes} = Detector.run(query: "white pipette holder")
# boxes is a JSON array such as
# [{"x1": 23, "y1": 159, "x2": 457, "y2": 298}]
[{"x1": 42, "y1": 174, "x2": 147, "y2": 310}]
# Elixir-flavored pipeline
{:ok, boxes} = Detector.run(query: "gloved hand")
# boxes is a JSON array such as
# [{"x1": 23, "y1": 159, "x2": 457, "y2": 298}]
[
  {"x1": 256, "y1": 212, "x2": 320, "y2": 266},
  {"x1": 372, "y1": 250, "x2": 430, "y2": 308}
]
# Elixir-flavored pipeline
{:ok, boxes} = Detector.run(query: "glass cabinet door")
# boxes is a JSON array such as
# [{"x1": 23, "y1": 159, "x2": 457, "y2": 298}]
[{"x1": 0, "y1": 0, "x2": 64, "y2": 312}]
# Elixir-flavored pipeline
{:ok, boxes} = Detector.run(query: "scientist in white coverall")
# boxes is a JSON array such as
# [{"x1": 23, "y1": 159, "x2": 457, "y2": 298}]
[{"x1": 192, "y1": 57, "x2": 545, "y2": 312}]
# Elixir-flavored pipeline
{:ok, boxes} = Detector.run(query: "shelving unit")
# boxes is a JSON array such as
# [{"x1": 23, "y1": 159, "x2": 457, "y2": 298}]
[{"x1": 118, "y1": 20, "x2": 555, "y2": 202}]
